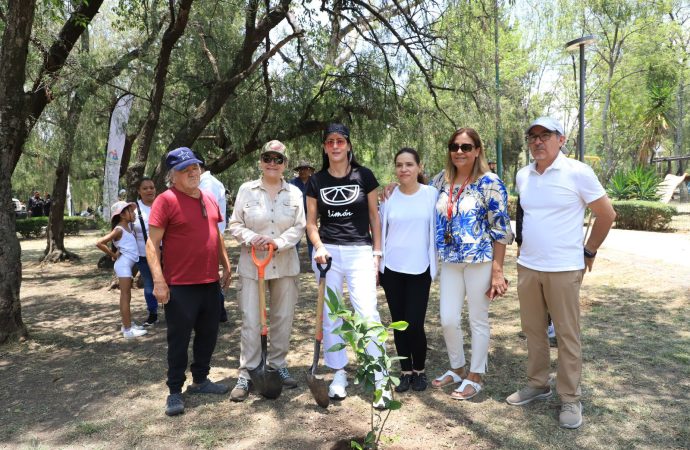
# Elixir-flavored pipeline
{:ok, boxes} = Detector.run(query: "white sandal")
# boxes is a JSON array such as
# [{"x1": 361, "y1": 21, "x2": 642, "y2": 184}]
[
  {"x1": 451, "y1": 379, "x2": 483, "y2": 400},
  {"x1": 432, "y1": 370, "x2": 463, "y2": 388}
]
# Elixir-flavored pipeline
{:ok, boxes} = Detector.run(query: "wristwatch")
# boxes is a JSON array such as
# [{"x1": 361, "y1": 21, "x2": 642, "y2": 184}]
[{"x1": 584, "y1": 247, "x2": 597, "y2": 258}]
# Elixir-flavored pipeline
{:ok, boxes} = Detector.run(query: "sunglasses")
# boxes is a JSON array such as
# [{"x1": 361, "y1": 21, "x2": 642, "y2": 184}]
[
  {"x1": 448, "y1": 143, "x2": 475, "y2": 153},
  {"x1": 261, "y1": 154, "x2": 285, "y2": 165},
  {"x1": 525, "y1": 132, "x2": 556, "y2": 144}
]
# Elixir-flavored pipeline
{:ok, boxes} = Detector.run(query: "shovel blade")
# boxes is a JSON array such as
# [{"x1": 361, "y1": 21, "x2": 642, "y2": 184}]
[
  {"x1": 305, "y1": 339, "x2": 329, "y2": 408},
  {"x1": 248, "y1": 335, "x2": 283, "y2": 399},
  {"x1": 306, "y1": 370, "x2": 330, "y2": 408}
]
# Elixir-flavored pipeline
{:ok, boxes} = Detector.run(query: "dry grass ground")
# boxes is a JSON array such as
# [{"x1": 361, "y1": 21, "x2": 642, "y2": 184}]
[{"x1": 1, "y1": 229, "x2": 688, "y2": 449}]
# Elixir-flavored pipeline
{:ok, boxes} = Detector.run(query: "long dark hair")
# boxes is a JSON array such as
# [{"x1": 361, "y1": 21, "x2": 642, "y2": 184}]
[
  {"x1": 320, "y1": 123, "x2": 362, "y2": 171},
  {"x1": 395, "y1": 147, "x2": 426, "y2": 184}
]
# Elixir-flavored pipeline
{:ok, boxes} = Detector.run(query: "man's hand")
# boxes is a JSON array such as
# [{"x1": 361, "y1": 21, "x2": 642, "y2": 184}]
[
  {"x1": 153, "y1": 280, "x2": 170, "y2": 304},
  {"x1": 584, "y1": 255, "x2": 595, "y2": 273},
  {"x1": 220, "y1": 266, "x2": 232, "y2": 290}
]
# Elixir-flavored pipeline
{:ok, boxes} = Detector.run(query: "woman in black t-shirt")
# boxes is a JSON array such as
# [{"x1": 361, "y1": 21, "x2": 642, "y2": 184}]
[{"x1": 305, "y1": 123, "x2": 386, "y2": 406}]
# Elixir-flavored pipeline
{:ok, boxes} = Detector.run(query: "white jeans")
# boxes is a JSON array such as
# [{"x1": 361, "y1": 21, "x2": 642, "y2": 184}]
[
  {"x1": 312, "y1": 244, "x2": 382, "y2": 371},
  {"x1": 439, "y1": 261, "x2": 492, "y2": 373}
]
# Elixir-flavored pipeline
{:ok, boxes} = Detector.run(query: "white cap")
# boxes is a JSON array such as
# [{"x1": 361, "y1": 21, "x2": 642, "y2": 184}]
[
  {"x1": 526, "y1": 117, "x2": 564, "y2": 135},
  {"x1": 110, "y1": 201, "x2": 136, "y2": 219}
]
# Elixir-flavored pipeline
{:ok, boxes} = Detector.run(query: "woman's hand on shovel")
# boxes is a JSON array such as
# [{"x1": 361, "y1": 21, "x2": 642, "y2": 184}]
[
  {"x1": 250, "y1": 235, "x2": 277, "y2": 251},
  {"x1": 313, "y1": 245, "x2": 331, "y2": 265}
]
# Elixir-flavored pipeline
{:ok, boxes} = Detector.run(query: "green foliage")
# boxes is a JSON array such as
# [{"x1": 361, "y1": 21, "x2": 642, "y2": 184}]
[
  {"x1": 612, "y1": 200, "x2": 676, "y2": 231},
  {"x1": 325, "y1": 287, "x2": 407, "y2": 450},
  {"x1": 606, "y1": 166, "x2": 662, "y2": 201},
  {"x1": 15, "y1": 216, "x2": 99, "y2": 239},
  {"x1": 15, "y1": 217, "x2": 48, "y2": 239},
  {"x1": 507, "y1": 195, "x2": 518, "y2": 220}
]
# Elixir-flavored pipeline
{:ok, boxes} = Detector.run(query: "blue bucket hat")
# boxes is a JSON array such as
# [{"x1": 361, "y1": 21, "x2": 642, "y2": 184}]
[{"x1": 166, "y1": 147, "x2": 202, "y2": 171}]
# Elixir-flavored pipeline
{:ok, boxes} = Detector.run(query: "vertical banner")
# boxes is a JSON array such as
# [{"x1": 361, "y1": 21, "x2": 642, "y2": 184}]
[
  {"x1": 66, "y1": 175, "x2": 72, "y2": 217},
  {"x1": 102, "y1": 93, "x2": 134, "y2": 219}
]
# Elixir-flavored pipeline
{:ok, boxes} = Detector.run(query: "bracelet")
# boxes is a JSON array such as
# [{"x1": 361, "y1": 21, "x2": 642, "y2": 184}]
[
  {"x1": 372, "y1": 250, "x2": 383, "y2": 257},
  {"x1": 584, "y1": 247, "x2": 597, "y2": 258}
]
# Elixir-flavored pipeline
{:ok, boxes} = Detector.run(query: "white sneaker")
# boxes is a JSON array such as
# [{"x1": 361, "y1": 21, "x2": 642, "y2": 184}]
[
  {"x1": 329, "y1": 369, "x2": 348, "y2": 399},
  {"x1": 373, "y1": 389, "x2": 392, "y2": 410},
  {"x1": 122, "y1": 326, "x2": 147, "y2": 339},
  {"x1": 130, "y1": 322, "x2": 145, "y2": 331}
]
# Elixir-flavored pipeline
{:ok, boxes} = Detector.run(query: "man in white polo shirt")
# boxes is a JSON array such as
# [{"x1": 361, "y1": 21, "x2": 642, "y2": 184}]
[{"x1": 506, "y1": 117, "x2": 616, "y2": 429}]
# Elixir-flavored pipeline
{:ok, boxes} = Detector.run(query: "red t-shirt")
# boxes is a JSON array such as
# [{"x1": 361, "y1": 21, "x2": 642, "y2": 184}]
[{"x1": 149, "y1": 187, "x2": 223, "y2": 285}]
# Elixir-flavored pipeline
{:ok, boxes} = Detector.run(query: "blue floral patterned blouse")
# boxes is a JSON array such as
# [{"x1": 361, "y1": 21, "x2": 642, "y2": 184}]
[{"x1": 432, "y1": 171, "x2": 514, "y2": 264}]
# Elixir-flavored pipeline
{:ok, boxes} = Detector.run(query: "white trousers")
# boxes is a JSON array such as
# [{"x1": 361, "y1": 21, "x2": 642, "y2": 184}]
[
  {"x1": 237, "y1": 276, "x2": 298, "y2": 379},
  {"x1": 439, "y1": 261, "x2": 492, "y2": 374},
  {"x1": 312, "y1": 244, "x2": 382, "y2": 371}
]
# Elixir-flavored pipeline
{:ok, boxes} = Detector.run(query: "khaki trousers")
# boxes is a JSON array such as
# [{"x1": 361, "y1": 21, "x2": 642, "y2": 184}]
[
  {"x1": 517, "y1": 264, "x2": 583, "y2": 402},
  {"x1": 237, "y1": 276, "x2": 298, "y2": 379}
]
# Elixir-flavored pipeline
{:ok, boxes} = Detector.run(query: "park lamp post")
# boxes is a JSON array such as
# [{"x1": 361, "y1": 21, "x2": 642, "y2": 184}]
[{"x1": 565, "y1": 35, "x2": 596, "y2": 162}]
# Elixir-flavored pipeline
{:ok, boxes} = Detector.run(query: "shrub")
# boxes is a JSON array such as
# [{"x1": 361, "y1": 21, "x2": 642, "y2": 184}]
[
  {"x1": 612, "y1": 200, "x2": 676, "y2": 231},
  {"x1": 15, "y1": 217, "x2": 48, "y2": 238},
  {"x1": 607, "y1": 166, "x2": 661, "y2": 201},
  {"x1": 16, "y1": 216, "x2": 100, "y2": 238}
]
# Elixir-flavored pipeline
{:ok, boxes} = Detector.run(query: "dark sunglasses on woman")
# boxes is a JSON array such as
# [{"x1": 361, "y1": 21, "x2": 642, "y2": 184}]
[
  {"x1": 261, "y1": 154, "x2": 285, "y2": 165},
  {"x1": 448, "y1": 143, "x2": 475, "y2": 153}
]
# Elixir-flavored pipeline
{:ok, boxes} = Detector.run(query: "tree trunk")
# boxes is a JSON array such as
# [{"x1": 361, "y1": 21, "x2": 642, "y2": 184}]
[
  {"x1": 0, "y1": 0, "x2": 103, "y2": 343},
  {"x1": 43, "y1": 93, "x2": 85, "y2": 262},
  {"x1": 0, "y1": 0, "x2": 36, "y2": 343},
  {"x1": 125, "y1": 0, "x2": 195, "y2": 198}
]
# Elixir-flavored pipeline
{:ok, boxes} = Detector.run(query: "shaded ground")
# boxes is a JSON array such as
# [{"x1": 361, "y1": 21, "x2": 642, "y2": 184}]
[{"x1": 1, "y1": 229, "x2": 688, "y2": 449}]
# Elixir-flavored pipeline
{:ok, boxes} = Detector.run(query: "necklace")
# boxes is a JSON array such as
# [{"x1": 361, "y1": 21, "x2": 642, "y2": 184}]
[{"x1": 444, "y1": 175, "x2": 471, "y2": 245}]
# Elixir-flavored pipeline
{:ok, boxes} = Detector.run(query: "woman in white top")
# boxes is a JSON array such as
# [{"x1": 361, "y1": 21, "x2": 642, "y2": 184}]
[
  {"x1": 132, "y1": 177, "x2": 159, "y2": 326},
  {"x1": 379, "y1": 148, "x2": 438, "y2": 392}
]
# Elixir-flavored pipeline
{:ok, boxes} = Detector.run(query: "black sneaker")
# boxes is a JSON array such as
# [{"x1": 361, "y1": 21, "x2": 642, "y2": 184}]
[
  {"x1": 411, "y1": 372, "x2": 428, "y2": 391},
  {"x1": 549, "y1": 336, "x2": 558, "y2": 348},
  {"x1": 144, "y1": 313, "x2": 158, "y2": 327},
  {"x1": 395, "y1": 374, "x2": 412, "y2": 393},
  {"x1": 165, "y1": 393, "x2": 184, "y2": 416}
]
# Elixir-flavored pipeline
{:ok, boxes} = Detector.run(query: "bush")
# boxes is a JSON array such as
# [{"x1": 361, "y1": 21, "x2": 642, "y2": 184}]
[
  {"x1": 612, "y1": 200, "x2": 676, "y2": 231},
  {"x1": 15, "y1": 217, "x2": 48, "y2": 238},
  {"x1": 16, "y1": 216, "x2": 100, "y2": 238},
  {"x1": 607, "y1": 166, "x2": 661, "y2": 201}
]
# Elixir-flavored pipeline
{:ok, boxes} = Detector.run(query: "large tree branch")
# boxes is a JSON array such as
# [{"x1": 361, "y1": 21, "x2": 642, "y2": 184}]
[{"x1": 28, "y1": 0, "x2": 105, "y2": 123}]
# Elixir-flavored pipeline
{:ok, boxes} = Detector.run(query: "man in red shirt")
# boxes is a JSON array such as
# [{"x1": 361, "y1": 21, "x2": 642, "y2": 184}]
[{"x1": 146, "y1": 147, "x2": 232, "y2": 416}]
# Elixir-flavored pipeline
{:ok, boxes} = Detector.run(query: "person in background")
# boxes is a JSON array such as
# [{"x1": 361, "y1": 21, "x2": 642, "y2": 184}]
[
  {"x1": 194, "y1": 152, "x2": 229, "y2": 323},
  {"x1": 146, "y1": 147, "x2": 232, "y2": 417},
  {"x1": 430, "y1": 127, "x2": 514, "y2": 401},
  {"x1": 289, "y1": 160, "x2": 316, "y2": 260},
  {"x1": 306, "y1": 123, "x2": 388, "y2": 408},
  {"x1": 133, "y1": 177, "x2": 159, "y2": 326},
  {"x1": 28, "y1": 191, "x2": 43, "y2": 218},
  {"x1": 506, "y1": 117, "x2": 616, "y2": 429},
  {"x1": 488, "y1": 160, "x2": 497, "y2": 174},
  {"x1": 43, "y1": 193, "x2": 52, "y2": 217},
  {"x1": 96, "y1": 201, "x2": 147, "y2": 340},
  {"x1": 379, "y1": 148, "x2": 437, "y2": 393},
  {"x1": 227, "y1": 140, "x2": 305, "y2": 401}
]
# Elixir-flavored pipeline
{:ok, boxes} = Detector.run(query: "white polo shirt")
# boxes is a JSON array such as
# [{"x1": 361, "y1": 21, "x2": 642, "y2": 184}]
[
  {"x1": 200, "y1": 171, "x2": 227, "y2": 233},
  {"x1": 516, "y1": 152, "x2": 606, "y2": 272}
]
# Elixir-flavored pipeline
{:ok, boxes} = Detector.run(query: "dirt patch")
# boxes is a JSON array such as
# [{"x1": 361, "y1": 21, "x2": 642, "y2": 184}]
[{"x1": 1, "y1": 230, "x2": 688, "y2": 449}]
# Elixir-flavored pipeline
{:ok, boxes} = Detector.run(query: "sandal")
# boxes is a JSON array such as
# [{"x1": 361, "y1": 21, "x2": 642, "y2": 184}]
[
  {"x1": 450, "y1": 379, "x2": 483, "y2": 400},
  {"x1": 431, "y1": 370, "x2": 464, "y2": 388}
]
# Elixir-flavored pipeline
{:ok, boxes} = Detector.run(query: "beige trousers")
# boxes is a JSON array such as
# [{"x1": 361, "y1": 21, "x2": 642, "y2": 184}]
[
  {"x1": 237, "y1": 276, "x2": 298, "y2": 379},
  {"x1": 517, "y1": 264, "x2": 583, "y2": 402}
]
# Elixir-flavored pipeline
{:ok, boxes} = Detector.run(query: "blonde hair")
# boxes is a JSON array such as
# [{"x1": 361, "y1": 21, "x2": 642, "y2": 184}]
[{"x1": 444, "y1": 127, "x2": 491, "y2": 185}]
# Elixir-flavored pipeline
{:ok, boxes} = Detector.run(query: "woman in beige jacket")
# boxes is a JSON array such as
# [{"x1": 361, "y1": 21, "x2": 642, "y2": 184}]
[{"x1": 227, "y1": 140, "x2": 306, "y2": 402}]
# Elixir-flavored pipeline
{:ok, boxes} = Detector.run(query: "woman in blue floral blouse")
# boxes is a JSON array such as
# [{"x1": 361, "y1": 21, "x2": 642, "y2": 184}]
[{"x1": 429, "y1": 127, "x2": 514, "y2": 400}]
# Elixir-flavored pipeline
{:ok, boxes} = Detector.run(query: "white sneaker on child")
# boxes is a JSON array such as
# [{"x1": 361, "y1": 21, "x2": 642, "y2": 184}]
[
  {"x1": 329, "y1": 369, "x2": 348, "y2": 399},
  {"x1": 122, "y1": 326, "x2": 147, "y2": 339},
  {"x1": 130, "y1": 322, "x2": 145, "y2": 331}
]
